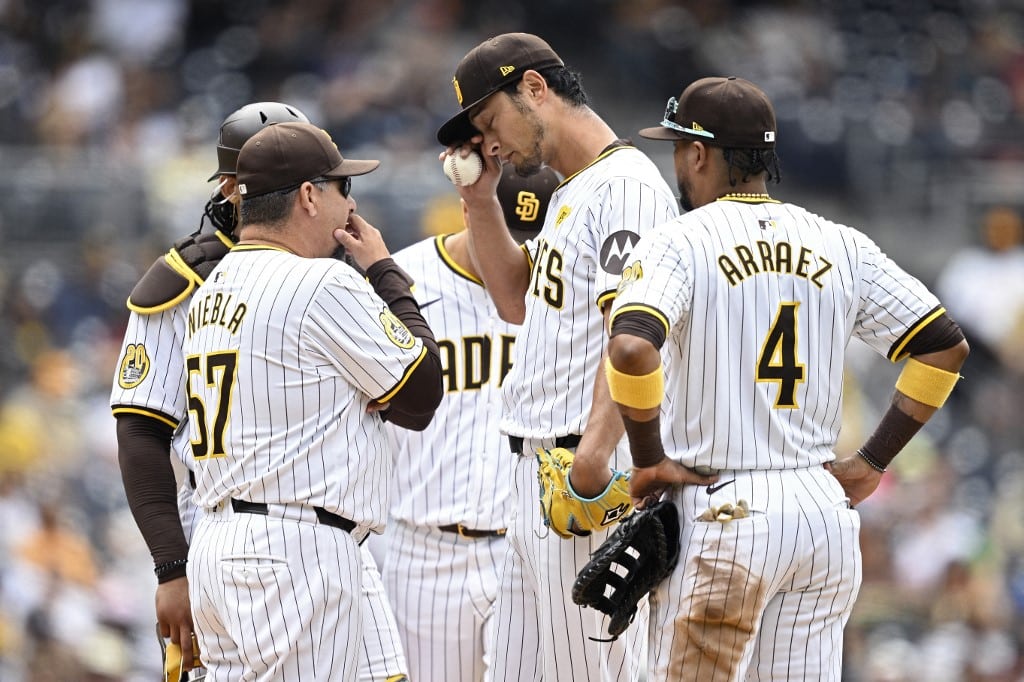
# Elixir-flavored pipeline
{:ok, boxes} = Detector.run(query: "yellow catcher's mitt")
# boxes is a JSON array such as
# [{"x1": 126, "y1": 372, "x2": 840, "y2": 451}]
[{"x1": 536, "y1": 447, "x2": 632, "y2": 538}]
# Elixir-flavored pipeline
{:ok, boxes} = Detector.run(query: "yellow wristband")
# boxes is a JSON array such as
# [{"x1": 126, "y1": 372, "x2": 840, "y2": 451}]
[
  {"x1": 895, "y1": 357, "x2": 961, "y2": 408},
  {"x1": 605, "y1": 358, "x2": 664, "y2": 410}
]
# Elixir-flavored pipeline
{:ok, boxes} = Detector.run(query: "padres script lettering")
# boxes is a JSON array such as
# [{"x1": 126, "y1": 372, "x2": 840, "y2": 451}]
[
  {"x1": 437, "y1": 333, "x2": 516, "y2": 392},
  {"x1": 717, "y1": 240, "x2": 834, "y2": 288},
  {"x1": 187, "y1": 292, "x2": 247, "y2": 337}
]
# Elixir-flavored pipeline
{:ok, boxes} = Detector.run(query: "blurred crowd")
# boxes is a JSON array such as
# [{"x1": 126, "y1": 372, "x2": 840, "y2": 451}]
[{"x1": 0, "y1": 1, "x2": 1022, "y2": 680}]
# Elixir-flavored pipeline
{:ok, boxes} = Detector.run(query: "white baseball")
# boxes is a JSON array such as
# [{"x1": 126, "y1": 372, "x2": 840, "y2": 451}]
[{"x1": 443, "y1": 151, "x2": 484, "y2": 186}]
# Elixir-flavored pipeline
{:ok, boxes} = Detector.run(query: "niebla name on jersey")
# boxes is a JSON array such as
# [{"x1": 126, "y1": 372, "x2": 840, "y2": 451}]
[{"x1": 187, "y1": 291, "x2": 247, "y2": 337}]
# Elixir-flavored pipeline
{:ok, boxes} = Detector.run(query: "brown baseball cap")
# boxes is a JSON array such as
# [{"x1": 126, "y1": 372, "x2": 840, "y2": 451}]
[
  {"x1": 640, "y1": 77, "x2": 777, "y2": 149},
  {"x1": 496, "y1": 164, "x2": 560, "y2": 237},
  {"x1": 236, "y1": 122, "x2": 379, "y2": 199},
  {"x1": 437, "y1": 33, "x2": 564, "y2": 146}
]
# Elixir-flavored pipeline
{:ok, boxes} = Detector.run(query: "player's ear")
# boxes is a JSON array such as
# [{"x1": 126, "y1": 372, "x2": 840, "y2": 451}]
[
  {"x1": 689, "y1": 141, "x2": 711, "y2": 171},
  {"x1": 521, "y1": 70, "x2": 547, "y2": 102},
  {"x1": 297, "y1": 181, "x2": 319, "y2": 217}
]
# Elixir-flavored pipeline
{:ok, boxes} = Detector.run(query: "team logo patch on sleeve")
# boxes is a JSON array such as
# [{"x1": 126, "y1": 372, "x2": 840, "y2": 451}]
[
  {"x1": 617, "y1": 260, "x2": 644, "y2": 294},
  {"x1": 380, "y1": 310, "x2": 415, "y2": 349},
  {"x1": 600, "y1": 231, "x2": 640, "y2": 275},
  {"x1": 118, "y1": 343, "x2": 151, "y2": 389}
]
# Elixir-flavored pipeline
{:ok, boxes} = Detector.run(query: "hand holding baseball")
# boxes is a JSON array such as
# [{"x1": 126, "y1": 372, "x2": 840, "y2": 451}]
[{"x1": 443, "y1": 148, "x2": 484, "y2": 186}]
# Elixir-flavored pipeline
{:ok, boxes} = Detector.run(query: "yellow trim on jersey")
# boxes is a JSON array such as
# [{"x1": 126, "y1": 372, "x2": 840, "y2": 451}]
[
  {"x1": 609, "y1": 303, "x2": 671, "y2": 337},
  {"x1": 376, "y1": 346, "x2": 428, "y2": 403},
  {"x1": 895, "y1": 357, "x2": 961, "y2": 408},
  {"x1": 110, "y1": 405, "x2": 180, "y2": 429},
  {"x1": 556, "y1": 145, "x2": 636, "y2": 189},
  {"x1": 213, "y1": 229, "x2": 235, "y2": 248},
  {"x1": 888, "y1": 307, "x2": 946, "y2": 361},
  {"x1": 522, "y1": 242, "x2": 535, "y2": 271},
  {"x1": 231, "y1": 244, "x2": 293, "y2": 254},
  {"x1": 596, "y1": 290, "x2": 618, "y2": 312},
  {"x1": 435, "y1": 235, "x2": 484, "y2": 285},
  {"x1": 605, "y1": 358, "x2": 664, "y2": 410}
]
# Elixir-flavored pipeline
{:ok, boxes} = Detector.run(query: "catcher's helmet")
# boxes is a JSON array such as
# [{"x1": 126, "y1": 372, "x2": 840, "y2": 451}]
[{"x1": 207, "y1": 102, "x2": 309, "y2": 180}]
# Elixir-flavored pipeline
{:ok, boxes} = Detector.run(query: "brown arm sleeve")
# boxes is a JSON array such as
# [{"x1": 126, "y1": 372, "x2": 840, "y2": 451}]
[
  {"x1": 365, "y1": 258, "x2": 444, "y2": 431},
  {"x1": 116, "y1": 413, "x2": 189, "y2": 581},
  {"x1": 609, "y1": 310, "x2": 668, "y2": 349}
]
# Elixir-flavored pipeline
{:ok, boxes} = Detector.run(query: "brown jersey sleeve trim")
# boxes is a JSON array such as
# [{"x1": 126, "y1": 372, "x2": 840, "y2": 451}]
[
  {"x1": 111, "y1": 404, "x2": 179, "y2": 429},
  {"x1": 610, "y1": 305, "x2": 671, "y2": 350},
  {"x1": 884, "y1": 305, "x2": 946, "y2": 360},
  {"x1": 899, "y1": 312, "x2": 966, "y2": 359}
]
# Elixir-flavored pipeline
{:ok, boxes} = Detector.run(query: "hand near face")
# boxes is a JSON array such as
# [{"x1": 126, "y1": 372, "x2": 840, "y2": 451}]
[{"x1": 333, "y1": 213, "x2": 391, "y2": 270}]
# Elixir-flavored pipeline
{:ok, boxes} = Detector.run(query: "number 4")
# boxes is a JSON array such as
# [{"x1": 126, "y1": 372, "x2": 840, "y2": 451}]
[
  {"x1": 756, "y1": 302, "x2": 805, "y2": 409},
  {"x1": 186, "y1": 351, "x2": 238, "y2": 459}
]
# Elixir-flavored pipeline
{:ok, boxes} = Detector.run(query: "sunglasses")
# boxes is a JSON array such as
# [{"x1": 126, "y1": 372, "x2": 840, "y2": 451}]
[
  {"x1": 337, "y1": 176, "x2": 352, "y2": 198},
  {"x1": 660, "y1": 97, "x2": 715, "y2": 140},
  {"x1": 275, "y1": 176, "x2": 352, "y2": 198},
  {"x1": 311, "y1": 176, "x2": 352, "y2": 197}
]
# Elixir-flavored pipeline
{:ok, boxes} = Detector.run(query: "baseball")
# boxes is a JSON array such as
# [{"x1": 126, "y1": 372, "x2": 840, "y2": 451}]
[{"x1": 443, "y1": 150, "x2": 484, "y2": 186}]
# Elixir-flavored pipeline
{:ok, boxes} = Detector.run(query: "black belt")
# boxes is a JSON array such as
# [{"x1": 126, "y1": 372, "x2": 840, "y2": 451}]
[
  {"x1": 438, "y1": 523, "x2": 507, "y2": 538},
  {"x1": 230, "y1": 498, "x2": 357, "y2": 534},
  {"x1": 508, "y1": 434, "x2": 581, "y2": 454}
]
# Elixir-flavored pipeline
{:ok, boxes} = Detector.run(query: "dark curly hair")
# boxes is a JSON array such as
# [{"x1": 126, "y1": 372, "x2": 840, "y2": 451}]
[{"x1": 722, "y1": 148, "x2": 782, "y2": 186}]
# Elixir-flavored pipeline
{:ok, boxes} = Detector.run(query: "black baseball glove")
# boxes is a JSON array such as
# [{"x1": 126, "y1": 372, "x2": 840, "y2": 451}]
[{"x1": 571, "y1": 499, "x2": 681, "y2": 640}]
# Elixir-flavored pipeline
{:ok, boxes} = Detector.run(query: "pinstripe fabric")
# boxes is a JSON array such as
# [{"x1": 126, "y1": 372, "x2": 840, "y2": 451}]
[
  {"x1": 182, "y1": 245, "x2": 423, "y2": 681},
  {"x1": 111, "y1": 303, "x2": 189, "y2": 428},
  {"x1": 188, "y1": 508, "x2": 363, "y2": 682},
  {"x1": 357, "y1": 549, "x2": 409, "y2": 682},
  {"x1": 501, "y1": 147, "x2": 679, "y2": 439},
  {"x1": 388, "y1": 235, "x2": 515, "y2": 529},
  {"x1": 612, "y1": 200, "x2": 941, "y2": 472},
  {"x1": 383, "y1": 234, "x2": 515, "y2": 680},
  {"x1": 652, "y1": 468, "x2": 860, "y2": 681},
  {"x1": 488, "y1": 148, "x2": 675, "y2": 682},
  {"x1": 184, "y1": 246, "x2": 423, "y2": 528},
  {"x1": 384, "y1": 519, "x2": 506, "y2": 682},
  {"x1": 489, "y1": 456, "x2": 646, "y2": 682},
  {"x1": 610, "y1": 197, "x2": 943, "y2": 679},
  {"x1": 112, "y1": 265, "x2": 409, "y2": 681}
]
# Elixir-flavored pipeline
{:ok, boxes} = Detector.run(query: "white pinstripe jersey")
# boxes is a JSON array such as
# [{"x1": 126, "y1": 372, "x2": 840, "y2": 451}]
[
  {"x1": 501, "y1": 146, "x2": 678, "y2": 439},
  {"x1": 182, "y1": 245, "x2": 427, "y2": 530},
  {"x1": 110, "y1": 292, "x2": 193, "y2": 468},
  {"x1": 611, "y1": 198, "x2": 944, "y2": 471},
  {"x1": 388, "y1": 235, "x2": 517, "y2": 529}
]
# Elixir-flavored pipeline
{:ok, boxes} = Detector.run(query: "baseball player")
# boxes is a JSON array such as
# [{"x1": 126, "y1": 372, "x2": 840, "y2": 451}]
[
  {"x1": 436, "y1": 33, "x2": 715, "y2": 681},
  {"x1": 182, "y1": 121, "x2": 443, "y2": 681},
  {"x1": 111, "y1": 104, "x2": 411, "y2": 682},
  {"x1": 383, "y1": 163, "x2": 559, "y2": 682},
  {"x1": 607, "y1": 76, "x2": 969, "y2": 679}
]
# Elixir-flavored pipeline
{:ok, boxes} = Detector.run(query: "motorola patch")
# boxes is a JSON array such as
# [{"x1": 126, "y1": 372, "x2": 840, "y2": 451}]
[{"x1": 599, "y1": 230, "x2": 640, "y2": 275}]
